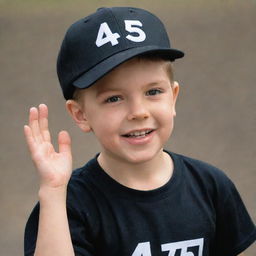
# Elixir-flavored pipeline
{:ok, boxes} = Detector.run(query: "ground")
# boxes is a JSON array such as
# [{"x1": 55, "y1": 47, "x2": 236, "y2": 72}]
[{"x1": 0, "y1": 0, "x2": 255, "y2": 255}]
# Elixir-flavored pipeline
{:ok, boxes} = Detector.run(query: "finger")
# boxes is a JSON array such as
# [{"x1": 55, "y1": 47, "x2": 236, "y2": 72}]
[
  {"x1": 58, "y1": 130, "x2": 72, "y2": 155},
  {"x1": 24, "y1": 125, "x2": 37, "y2": 155},
  {"x1": 38, "y1": 104, "x2": 51, "y2": 142},
  {"x1": 29, "y1": 107, "x2": 43, "y2": 143}
]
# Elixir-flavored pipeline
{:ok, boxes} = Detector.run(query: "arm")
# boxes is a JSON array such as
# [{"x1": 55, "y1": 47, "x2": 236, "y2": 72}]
[{"x1": 24, "y1": 104, "x2": 74, "y2": 256}]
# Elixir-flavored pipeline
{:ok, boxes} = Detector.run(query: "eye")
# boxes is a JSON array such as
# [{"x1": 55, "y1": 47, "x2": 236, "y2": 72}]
[
  {"x1": 146, "y1": 88, "x2": 163, "y2": 96},
  {"x1": 105, "y1": 95, "x2": 122, "y2": 103}
]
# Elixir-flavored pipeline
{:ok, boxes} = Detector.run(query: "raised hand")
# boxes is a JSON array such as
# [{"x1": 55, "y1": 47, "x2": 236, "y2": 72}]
[{"x1": 24, "y1": 104, "x2": 72, "y2": 189}]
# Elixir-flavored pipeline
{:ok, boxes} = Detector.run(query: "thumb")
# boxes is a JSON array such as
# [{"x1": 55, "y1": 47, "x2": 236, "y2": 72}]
[{"x1": 58, "y1": 130, "x2": 72, "y2": 155}]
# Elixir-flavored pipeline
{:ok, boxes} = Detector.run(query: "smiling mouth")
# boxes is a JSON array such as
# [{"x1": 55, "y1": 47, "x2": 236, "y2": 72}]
[{"x1": 122, "y1": 129, "x2": 154, "y2": 138}]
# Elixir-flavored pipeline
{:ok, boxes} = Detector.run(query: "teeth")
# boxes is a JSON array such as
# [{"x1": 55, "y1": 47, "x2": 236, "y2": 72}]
[{"x1": 126, "y1": 130, "x2": 152, "y2": 137}]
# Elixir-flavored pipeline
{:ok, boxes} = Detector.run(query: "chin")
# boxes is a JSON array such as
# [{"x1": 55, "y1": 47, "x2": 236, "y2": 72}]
[{"x1": 120, "y1": 147, "x2": 164, "y2": 165}]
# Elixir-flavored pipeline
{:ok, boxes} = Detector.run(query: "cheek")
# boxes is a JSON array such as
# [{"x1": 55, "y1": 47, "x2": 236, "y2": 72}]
[
  {"x1": 156, "y1": 101, "x2": 175, "y2": 133},
  {"x1": 90, "y1": 114, "x2": 120, "y2": 138},
  {"x1": 155, "y1": 99, "x2": 175, "y2": 118},
  {"x1": 162, "y1": 114, "x2": 174, "y2": 141},
  {"x1": 94, "y1": 126, "x2": 119, "y2": 151}
]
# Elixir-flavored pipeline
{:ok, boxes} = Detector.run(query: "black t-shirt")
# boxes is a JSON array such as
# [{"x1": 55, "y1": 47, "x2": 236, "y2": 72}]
[{"x1": 24, "y1": 151, "x2": 256, "y2": 256}]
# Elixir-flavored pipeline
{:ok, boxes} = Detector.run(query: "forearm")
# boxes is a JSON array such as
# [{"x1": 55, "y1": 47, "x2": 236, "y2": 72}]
[{"x1": 34, "y1": 186, "x2": 75, "y2": 256}]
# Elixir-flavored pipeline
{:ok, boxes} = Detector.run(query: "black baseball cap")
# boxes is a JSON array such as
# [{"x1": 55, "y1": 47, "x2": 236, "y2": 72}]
[{"x1": 57, "y1": 7, "x2": 184, "y2": 100}]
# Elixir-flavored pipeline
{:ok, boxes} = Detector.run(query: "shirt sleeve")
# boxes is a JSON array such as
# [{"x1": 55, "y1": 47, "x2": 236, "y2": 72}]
[
  {"x1": 67, "y1": 203, "x2": 96, "y2": 256},
  {"x1": 24, "y1": 203, "x2": 39, "y2": 256},
  {"x1": 214, "y1": 178, "x2": 256, "y2": 256},
  {"x1": 24, "y1": 202, "x2": 96, "y2": 256}
]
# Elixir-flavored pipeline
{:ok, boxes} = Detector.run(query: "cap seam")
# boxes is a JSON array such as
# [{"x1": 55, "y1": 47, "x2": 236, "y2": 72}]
[
  {"x1": 64, "y1": 32, "x2": 77, "y2": 80},
  {"x1": 108, "y1": 7, "x2": 129, "y2": 48},
  {"x1": 59, "y1": 36, "x2": 76, "y2": 99}
]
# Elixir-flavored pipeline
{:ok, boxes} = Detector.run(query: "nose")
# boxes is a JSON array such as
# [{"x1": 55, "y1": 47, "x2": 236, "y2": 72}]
[{"x1": 127, "y1": 98, "x2": 150, "y2": 121}]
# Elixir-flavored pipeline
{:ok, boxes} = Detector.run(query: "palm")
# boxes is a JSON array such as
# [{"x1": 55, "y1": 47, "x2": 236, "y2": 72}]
[{"x1": 24, "y1": 104, "x2": 72, "y2": 188}]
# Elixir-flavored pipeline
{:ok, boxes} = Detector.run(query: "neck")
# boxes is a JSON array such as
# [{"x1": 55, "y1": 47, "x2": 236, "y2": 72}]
[{"x1": 97, "y1": 150, "x2": 173, "y2": 191}]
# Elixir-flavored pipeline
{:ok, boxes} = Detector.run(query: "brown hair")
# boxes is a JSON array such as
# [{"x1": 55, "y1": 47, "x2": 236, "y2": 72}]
[{"x1": 137, "y1": 52, "x2": 174, "y2": 83}]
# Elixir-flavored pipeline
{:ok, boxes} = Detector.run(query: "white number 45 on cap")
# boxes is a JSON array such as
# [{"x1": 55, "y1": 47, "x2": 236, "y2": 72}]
[{"x1": 96, "y1": 20, "x2": 146, "y2": 47}]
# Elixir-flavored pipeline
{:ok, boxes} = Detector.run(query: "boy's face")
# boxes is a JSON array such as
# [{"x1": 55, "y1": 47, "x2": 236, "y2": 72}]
[{"x1": 68, "y1": 58, "x2": 179, "y2": 164}]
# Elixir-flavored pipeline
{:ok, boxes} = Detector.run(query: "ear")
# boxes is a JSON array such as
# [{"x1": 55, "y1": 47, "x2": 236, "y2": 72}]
[
  {"x1": 66, "y1": 100, "x2": 92, "y2": 132},
  {"x1": 171, "y1": 81, "x2": 180, "y2": 117}
]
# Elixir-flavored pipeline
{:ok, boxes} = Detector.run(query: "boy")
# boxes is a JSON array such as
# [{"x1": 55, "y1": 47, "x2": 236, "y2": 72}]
[{"x1": 24, "y1": 7, "x2": 255, "y2": 256}]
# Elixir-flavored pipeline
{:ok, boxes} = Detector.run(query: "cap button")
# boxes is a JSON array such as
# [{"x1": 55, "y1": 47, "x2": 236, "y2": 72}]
[{"x1": 129, "y1": 8, "x2": 135, "y2": 13}]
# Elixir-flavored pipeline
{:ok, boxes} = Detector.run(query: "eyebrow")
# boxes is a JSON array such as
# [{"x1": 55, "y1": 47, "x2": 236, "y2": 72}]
[
  {"x1": 95, "y1": 80, "x2": 169, "y2": 97},
  {"x1": 95, "y1": 87, "x2": 121, "y2": 98}
]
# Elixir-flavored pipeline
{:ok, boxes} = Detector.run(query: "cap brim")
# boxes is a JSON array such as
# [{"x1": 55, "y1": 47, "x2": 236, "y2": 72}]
[{"x1": 73, "y1": 45, "x2": 184, "y2": 89}]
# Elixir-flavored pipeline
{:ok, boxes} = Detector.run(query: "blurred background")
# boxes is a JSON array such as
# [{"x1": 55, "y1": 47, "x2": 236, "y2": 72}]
[{"x1": 1, "y1": 0, "x2": 255, "y2": 255}]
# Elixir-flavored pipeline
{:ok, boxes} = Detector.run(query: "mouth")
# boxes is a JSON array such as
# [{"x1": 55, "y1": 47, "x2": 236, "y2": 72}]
[{"x1": 122, "y1": 129, "x2": 154, "y2": 138}]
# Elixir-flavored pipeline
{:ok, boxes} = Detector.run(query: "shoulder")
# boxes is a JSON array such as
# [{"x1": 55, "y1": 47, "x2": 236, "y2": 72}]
[
  {"x1": 170, "y1": 152, "x2": 236, "y2": 200},
  {"x1": 68, "y1": 156, "x2": 98, "y2": 187},
  {"x1": 172, "y1": 151, "x2": 230, "y2": 180},
  {"x1": 66, "y1": 156, "x2": 100, "y2": 210}
]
